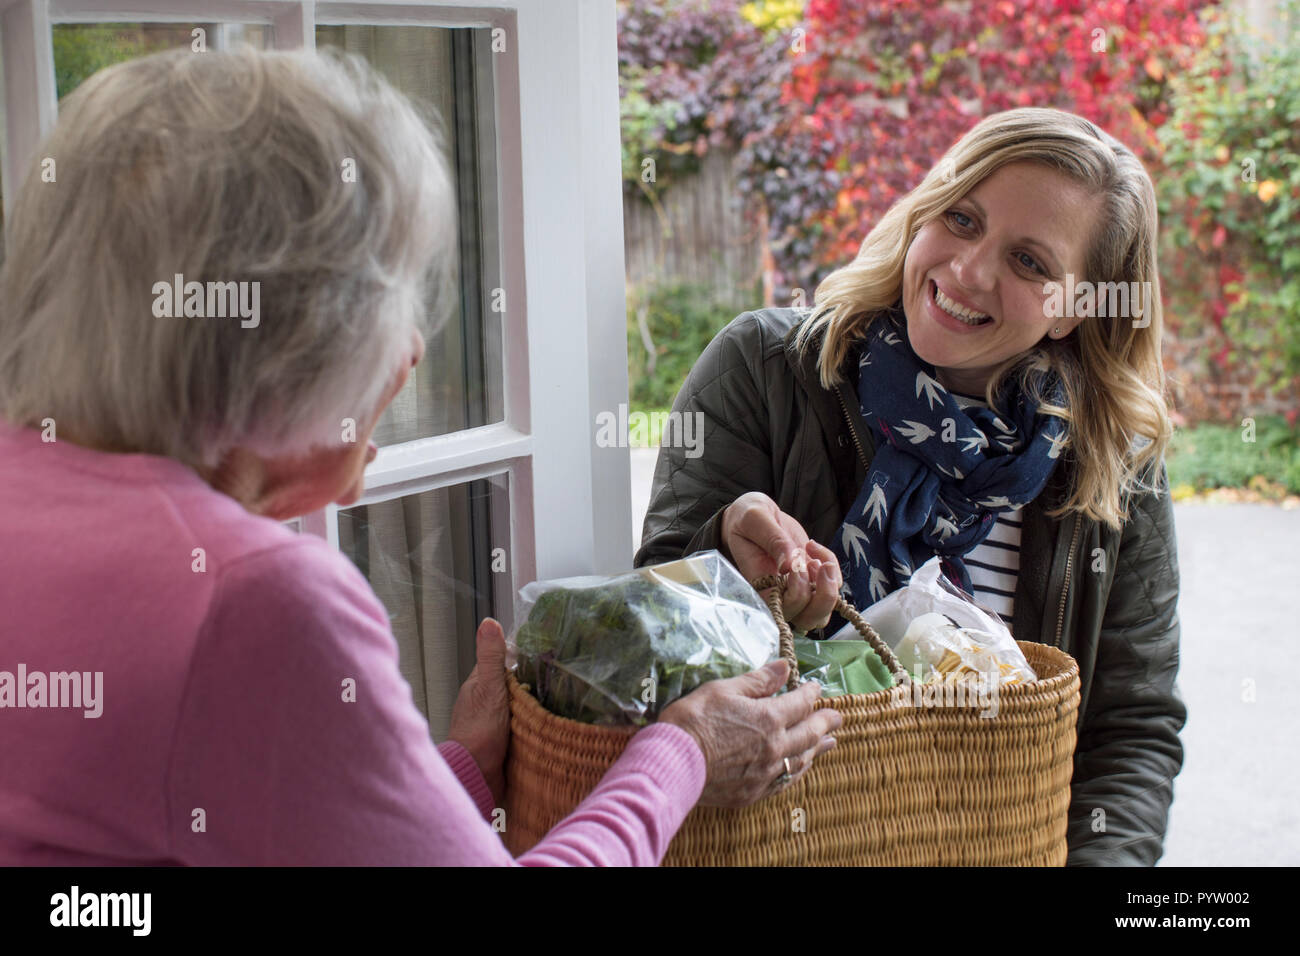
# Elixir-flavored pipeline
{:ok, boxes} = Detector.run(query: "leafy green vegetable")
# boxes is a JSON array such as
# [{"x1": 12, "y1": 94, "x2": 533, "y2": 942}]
[
  {"x1": 795, "y1": 638, "x2": 895, "y2": 697},
  {"x1": 514, "y1": 556, "x2": 778, "y2": 726}
]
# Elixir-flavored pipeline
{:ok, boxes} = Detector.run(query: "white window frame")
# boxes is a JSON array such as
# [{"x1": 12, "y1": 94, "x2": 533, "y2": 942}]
[{"x1": 1, "y1": 0, "x2": 634, "y2": 625}]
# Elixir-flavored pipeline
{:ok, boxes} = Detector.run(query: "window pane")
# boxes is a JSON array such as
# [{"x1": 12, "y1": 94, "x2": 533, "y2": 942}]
[
  {"x1": 317, "y1": 24, "x2": 504, "y2": 445},
  {"x1": 53, "y1": 23, "x2": 271, "y2": 100},
  {"x1": 337, "y1": 475, "x2": 509, "y2": 741}
]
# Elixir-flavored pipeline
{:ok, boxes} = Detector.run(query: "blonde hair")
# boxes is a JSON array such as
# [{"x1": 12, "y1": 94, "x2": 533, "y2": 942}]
[
  {"x1": 0, "y1": 46, "x2": 455, "y2": 468},
  {"x1": 795, "y1": 107, "x2": 1172, "y2": 530}
]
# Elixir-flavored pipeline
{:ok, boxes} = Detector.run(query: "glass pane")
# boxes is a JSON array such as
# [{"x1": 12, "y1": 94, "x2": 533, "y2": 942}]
[
  {"x1": 337, "y1": 475, "x2": 510, "y2": 741},
  {"x1": 317, "y1": 24, "x2": 504, "y2": 445},
  {"x1": 52, "y1": 23, "x2": 271, "y2": 100}
]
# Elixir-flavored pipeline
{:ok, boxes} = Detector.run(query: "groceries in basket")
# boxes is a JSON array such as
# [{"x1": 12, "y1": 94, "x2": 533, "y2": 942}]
[
  {"x1": 504, "y1": 552, "x2": 1081, "y2": 864},
  {"x1": 794, "y1": 636, "x2": 895, "y2": 697},
  {"x1": 895, "y1": 612, "x2": 1035, "y2": 686},
  {"x1": 830, "y1": 555, "x2": 1036, "y2": 687},
  {"x1": 510, "y1": 551, "x2": 780, "y2": 726}
]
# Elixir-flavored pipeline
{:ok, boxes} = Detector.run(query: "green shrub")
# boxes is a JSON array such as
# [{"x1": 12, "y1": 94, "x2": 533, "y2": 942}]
[
  {"x1": 1166, "y1": 415, "x2": 1300, "y2": 494},
  {"x1": 626, "y1": 280, "x2": 756, "y2": 422},
  {"x1": 1156, "y1": 1, "x2": 1300, "y2": 394},
  {"x1": 53, "y1": 24, "x2": 187, "y2": 100}
]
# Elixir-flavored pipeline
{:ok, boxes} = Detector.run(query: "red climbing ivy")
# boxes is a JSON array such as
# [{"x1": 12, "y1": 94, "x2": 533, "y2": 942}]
[{"x1": 790, "y1": 0, "x2": 1217, "y2": 278}]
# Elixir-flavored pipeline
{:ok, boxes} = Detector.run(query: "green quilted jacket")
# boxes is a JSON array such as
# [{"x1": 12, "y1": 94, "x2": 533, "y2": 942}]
[{"x1": 634, "y1": 307, "x2": 1188, "y2": 867}]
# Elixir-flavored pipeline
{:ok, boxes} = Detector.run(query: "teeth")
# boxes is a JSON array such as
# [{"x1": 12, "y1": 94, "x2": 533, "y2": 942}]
[{"x1": 934, "y1": 283, "x2": 990, "y2": 324}]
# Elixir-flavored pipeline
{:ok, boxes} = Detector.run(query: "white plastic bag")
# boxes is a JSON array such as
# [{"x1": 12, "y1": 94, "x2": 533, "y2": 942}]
[
  {"x1": 830, "y1": 555, "x2": 1035, "y2": 686},
  {"x1": 894, "y1": 611, "x2": 1036, "y2": 687}
]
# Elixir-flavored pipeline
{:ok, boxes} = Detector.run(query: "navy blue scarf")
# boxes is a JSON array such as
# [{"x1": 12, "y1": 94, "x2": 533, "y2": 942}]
[{"x1": 830, "y1": 307, "x2": 1069, "y2": 608}]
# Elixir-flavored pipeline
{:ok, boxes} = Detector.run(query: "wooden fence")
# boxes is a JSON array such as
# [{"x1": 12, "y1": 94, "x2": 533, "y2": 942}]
[{"x1": 622, "y1": 148, "x2": 763, "y2": 307}]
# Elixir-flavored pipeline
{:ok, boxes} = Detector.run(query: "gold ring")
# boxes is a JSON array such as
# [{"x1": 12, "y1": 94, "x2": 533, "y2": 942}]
[{"x1": 773, "y1": 755, "x2": 794, "y2": 790}]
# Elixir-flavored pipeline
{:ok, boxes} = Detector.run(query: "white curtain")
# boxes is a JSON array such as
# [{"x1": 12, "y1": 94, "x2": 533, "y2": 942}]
[{"x1": 337, "y1": 490, "x2": 469, "y2": 743}]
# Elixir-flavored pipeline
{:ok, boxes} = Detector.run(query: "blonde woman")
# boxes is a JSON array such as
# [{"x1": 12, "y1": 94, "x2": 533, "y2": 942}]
[
  {"x1": 0, "y1": 47, "x2": 840, "y2": 866},
  {"x1": 637, "y1": 107, "x2": 1187, "y2": 866}
]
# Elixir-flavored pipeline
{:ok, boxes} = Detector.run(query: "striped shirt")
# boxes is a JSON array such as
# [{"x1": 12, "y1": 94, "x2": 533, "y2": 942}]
[
  {"x1": 961, "y1": 507, "x2": 1021, "y2": 627},
  {"x1": 950, "y1": 393, "x2": 1021, "y2": 627}
]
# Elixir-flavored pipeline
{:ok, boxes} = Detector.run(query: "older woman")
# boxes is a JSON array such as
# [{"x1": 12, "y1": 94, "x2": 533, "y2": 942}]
[
  {"x1": 0, "y1": 48, "x2": 840, "y2": 866},
  {"x1": 637, "y1": 108, "x2": 1187, "y2": 867}
]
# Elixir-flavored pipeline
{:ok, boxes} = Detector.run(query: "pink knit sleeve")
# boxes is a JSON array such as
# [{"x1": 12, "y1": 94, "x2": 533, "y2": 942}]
[
  {"x1": 515, "y1": 722, "x2": 706, "y2": 867},
  {"x1": 437, "y1": 741, "x2": 495, "y2": 822},
  {"x1": 164, "y1": 536, "x2": 704, "y2": 866}
]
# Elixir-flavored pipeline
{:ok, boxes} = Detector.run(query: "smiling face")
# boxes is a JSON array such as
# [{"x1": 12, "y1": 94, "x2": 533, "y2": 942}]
[{"x1": 901, "y1": 161, "x2": 1104, "y2": 397}]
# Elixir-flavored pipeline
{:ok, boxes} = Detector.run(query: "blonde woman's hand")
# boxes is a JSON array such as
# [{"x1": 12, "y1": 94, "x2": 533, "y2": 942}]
[{"x1": 720, "y1": 491, "x2": 843, "y2": 632}]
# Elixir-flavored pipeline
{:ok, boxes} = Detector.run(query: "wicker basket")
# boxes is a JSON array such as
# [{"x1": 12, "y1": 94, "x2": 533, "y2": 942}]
[{"x1": 503, "y1": 573, "x2": 1081, "y2": 865}]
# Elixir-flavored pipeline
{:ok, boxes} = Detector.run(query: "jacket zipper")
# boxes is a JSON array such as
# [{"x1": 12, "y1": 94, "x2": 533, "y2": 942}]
[
  {"x1": 829, "y1": 386, "x2": 873, "y2": 612},
  {"x1": 1054, "y1": 513, "x2": 1083, "y2": 648},
  {"x1": 835, "y1": 387, "x2": 871, "y2": 473}
]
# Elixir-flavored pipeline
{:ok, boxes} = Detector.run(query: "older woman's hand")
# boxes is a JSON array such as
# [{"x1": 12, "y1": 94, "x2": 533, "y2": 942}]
[
  {"x1": 660, "y1": 660, "x2": 840, "y2": 808},
  {"x1": 721, "y1": 491, "x2": 843, "y2": 633},
  {"x1": 447, "y1": 618, "x2": 511, "y2": 807}
]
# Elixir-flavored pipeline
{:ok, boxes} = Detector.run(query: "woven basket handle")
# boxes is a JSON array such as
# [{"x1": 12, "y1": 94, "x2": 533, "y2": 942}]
[{"x1": 750, "y1": 573, "x2": 911, "y2": 692}]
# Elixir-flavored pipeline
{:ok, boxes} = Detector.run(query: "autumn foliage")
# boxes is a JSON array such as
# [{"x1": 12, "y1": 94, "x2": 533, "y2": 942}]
[
  {"x1": 789, "y1": 0, "x2": 1216, "y2": 274},
  {"x1": 620, "y1": 0, "x2": 1300, "y2": 416}
]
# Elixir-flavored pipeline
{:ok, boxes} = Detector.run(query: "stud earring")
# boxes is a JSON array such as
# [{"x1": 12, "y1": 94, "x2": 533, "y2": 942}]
[{"x1": 1053, "y1": 327, "x2": 1061, "y2": 336}]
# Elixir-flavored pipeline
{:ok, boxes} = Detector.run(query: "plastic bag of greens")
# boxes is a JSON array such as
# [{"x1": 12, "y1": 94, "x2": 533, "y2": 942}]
[
  {"x1": 795, "y1": 637, "x2": 894, "y2": 697},
  {"x1": 510, "y1": 550, "x2": 780, "y2": 726}
]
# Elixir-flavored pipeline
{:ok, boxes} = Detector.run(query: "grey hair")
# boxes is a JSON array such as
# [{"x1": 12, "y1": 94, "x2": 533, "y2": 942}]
[{"x1": 0, "y1": 46, "x2": 455, "y2": 467}]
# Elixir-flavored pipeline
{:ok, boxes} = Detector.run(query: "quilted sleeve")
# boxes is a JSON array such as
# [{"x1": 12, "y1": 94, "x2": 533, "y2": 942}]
[
  {"x1": 1065, "y1": 462, "x2": 1188, "y2": 866},
  {"x1": 634, "y1": 312, "x2": 775, "y2": 569}
]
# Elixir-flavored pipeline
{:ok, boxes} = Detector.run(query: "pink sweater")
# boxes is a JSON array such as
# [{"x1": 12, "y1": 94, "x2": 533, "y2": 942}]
[{"x1": 0, "y1": 421, "x2": 706, "y2": 865}]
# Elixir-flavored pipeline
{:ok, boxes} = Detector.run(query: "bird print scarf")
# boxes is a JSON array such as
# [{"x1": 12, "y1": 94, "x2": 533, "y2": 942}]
[{"x1": 830, "y1": 306, "x2": 1069, "y2": 609}]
